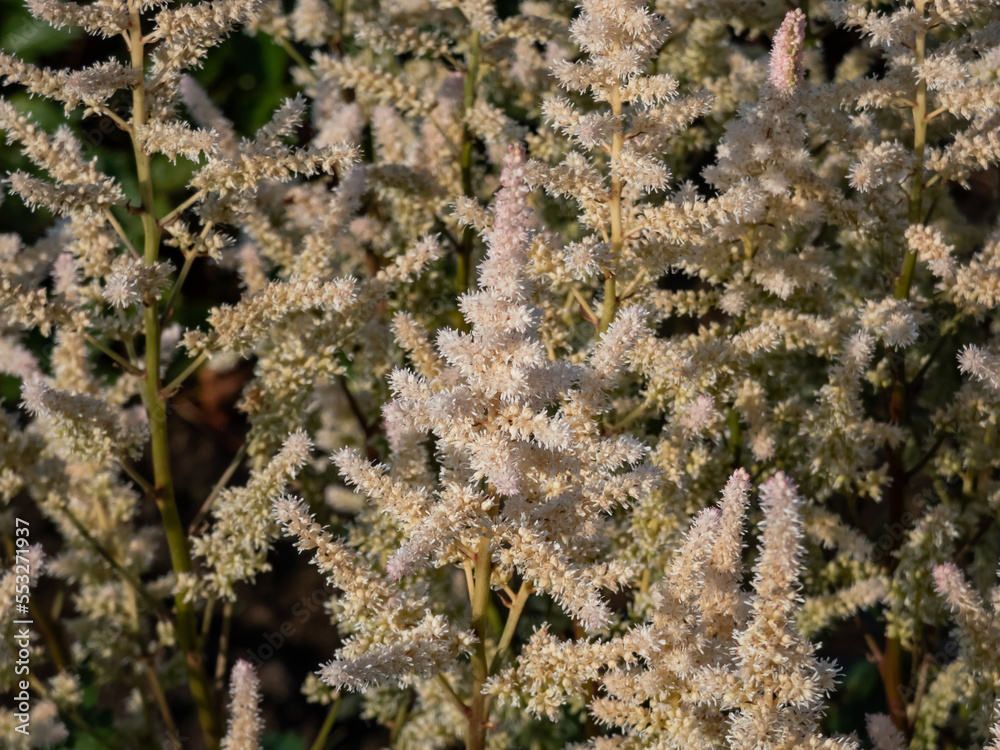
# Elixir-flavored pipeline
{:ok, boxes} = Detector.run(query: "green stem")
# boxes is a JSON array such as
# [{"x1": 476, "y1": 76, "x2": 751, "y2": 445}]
[
  {"x1": 200, "y1": 596, "x2": 216, "y2": 645},
  {"x1": 599, "y1": 83, "x2": 625, "y2": 333},
  {"x1": 85, "y1": 333, "x2": 144, "y2": 375},
  {"x1": 141, "y1": 654, "x2": 180, "y2": 739},
  {"x1": 28, "y1": 595, "x2": 69, "y2": 671},
  {"x1": 116, "y1": 307, "x2": 141, "y2": 367},
  {"x1": 895, "y1": 0, "x2": 928, "y2": 302},
  {"x1": 188, "y1": 443, "x2": 247, "y2": 535},
  {"x1": 163, "y1": 350, "x2": 209, "y2": 395},
  {"x1": 488, "y1": 582, "x2": 532, "y2": 676},
  {"x1": 482, "y1": 580, "x2": 533, "y2": 719},
  {"x1": 727, "y1": 408, "x2": 742, "y2": 468},
  {"x1": 157, "y1": 189, "x2": 206, "y2": 229},
  {"x1": 332, "y1": 0, "x2": 348, "y2": 54},
  {"x1": 613, "y1": 399, "x2": 652, "y2": 430},
  {"x1": 885, "y1": 8, "x2": 927, "y2": 732},
  {"x1": 456, "y1": 30, "x2": 481, "y2": 295},
  {"x1": 278, "y1": 37, "x2": 316, "y2": 79},
  {"x1": 436, "y1": 673, "x2": 468, "y2": 715},
  {"x1": 570, "y1": 286, "x2": 599, "y2": 326},
  {"x1": 57, "y1": 501, "x2": 170, "y2": 621},
  {"x1": 214, "y1": 600, "x2": 234, "y2": 697},
  {"x1": 160, "y1": 250, "x2": 196, "y2": 326},
  {"x1": 309, "y1": 697, "x2": 342, "y2": 750},
  {"x1": 103, "y1": 208, "x2": 140, "y2": 257},
  {"x1": 905, "y1": 432, "x2": 947, "y2": 479},
  {"x1": 467, "y1": 536, "x2": 492, "y2": 750},
  {"x1": 2, "y1": 537, "x2": 70, "y2": 671},
  {"x1": 390, "y1": 691, "x2": 412, "y2": 745},
  {"x1": 599, "y1": 276, "x2": 617, "y2": 333},
  {"x1": 121, "y1": 458, "x2": 153, "y2": 494},
  {"x1": 126, "y1": 3, "x2": 219, "y2": 746}
]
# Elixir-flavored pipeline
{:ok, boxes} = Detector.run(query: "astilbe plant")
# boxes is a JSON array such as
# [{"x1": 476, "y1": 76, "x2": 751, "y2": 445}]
[{"x1": 0, "y1": 0, "x2": 1000, "y2": 748}]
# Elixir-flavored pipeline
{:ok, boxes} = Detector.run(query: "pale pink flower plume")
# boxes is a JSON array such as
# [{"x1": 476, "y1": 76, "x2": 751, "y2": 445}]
[{"x1": 768, "y1": 9, "x2": 807, "y2": 94}]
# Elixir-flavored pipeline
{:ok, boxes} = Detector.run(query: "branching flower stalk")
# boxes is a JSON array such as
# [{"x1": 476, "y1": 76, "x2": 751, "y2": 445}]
[
  {"x1": 883, "y1": 0, "x2": 932, "y2": 731},
  {"x1": 600, "y1": 81, "x2": 625, "y2": 333},
  {"x1": 896, "y1": 0, "x2": 929, "y2": 302},
  {"x1": 125, "y1": 1, "x2": 219, "y2": 745},
  {"x1": 457, "y1": 28, "x2": 481, "y2": 294},
  {"x1": 467, "y1": 532, "x2": 493, "y2": 750}
]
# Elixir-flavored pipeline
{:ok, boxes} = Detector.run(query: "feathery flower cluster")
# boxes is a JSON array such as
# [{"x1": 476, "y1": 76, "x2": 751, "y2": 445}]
[
  {"x1": 1, "y1": 0, "x2": 1000, "y2": 748},
  {"x1": 490, "y1": 471, "x2": 853, "y2": 750},
  {"x1": 334, "y1": 146, "x2": 658, "y2": 633},
  {"x1": 193, "y1": 431, "x2": 313, "y2": 597},
  {"x1": 222, "y1": 660, "x2": 263, "y2": 750}
]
